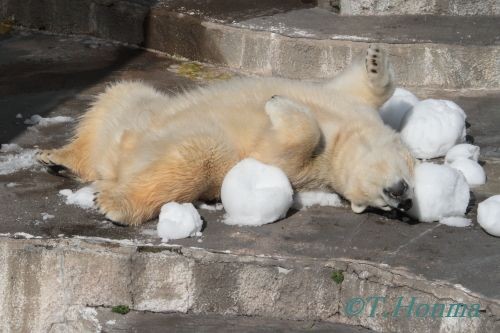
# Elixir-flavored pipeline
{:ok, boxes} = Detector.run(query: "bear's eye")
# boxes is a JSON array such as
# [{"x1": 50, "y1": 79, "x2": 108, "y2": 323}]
[{"x1": 384, "y1": 179, "x2": 408, "y2": 198}]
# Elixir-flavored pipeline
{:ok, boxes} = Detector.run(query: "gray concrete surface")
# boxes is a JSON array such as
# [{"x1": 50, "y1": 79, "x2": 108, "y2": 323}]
[
  {"x1": 2, "y1": 1, "x2": 500, "y2": 89},
  {"x1": 96, "y1": 310, "x2": 375, "y2": 332},
  {"x1": 1, "y1": 31, "x2": 500, "y2": 332},
  {"x1": 333, "y1": 0, "x2": 500, "y2": 16}
]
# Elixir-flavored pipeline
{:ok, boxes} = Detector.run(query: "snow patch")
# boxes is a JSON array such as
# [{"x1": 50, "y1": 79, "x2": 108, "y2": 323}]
[
  {"x1": 277, "y1": 267, "x2": 292, "y2": 274},
  {"x1": 379, "y1": 88, "x2": 419, "y2": 131},
  {"x1": 41, "y1": 212, "x2": 55, "y2": 221},
  {"x1": 439, "y1": 216, "x2": 472, "y2": 228},
  {"x1": 0, "y1": 147, "x2": 39, "y2": 175},
  {"x1": 195, "y1": 202, "x2": 224, "y2": 211},
  {"x1": 157, "y1": 202, "x2": 203, "y2": 242},
  {"x1": 400, "y1": 99, "x2": 466, "y2": 159},
  {"x1": 0, "y1": 143, "x2": 23, "y2": 153},
  {"x1": 13, "y1": 232, "x2": 41, "y2": 239},
  {"x1": 221, "y1": 158, "x2": 293, "y2": 226},
  {"x1": 408, "y1": 163, "x2": 470, "y2": 222},
  {"x1": 292, "y1": 191, "x2": 342, "y2": 210},
  {"x1": 59, "y1": 187, "x2": 95, "y2": 209},
  {"x1": 477, "y1": 195, "x2": 500, "y2": 237},
  {"x1": 24, "y1": 114, "x2": 73, "y2": 127}
]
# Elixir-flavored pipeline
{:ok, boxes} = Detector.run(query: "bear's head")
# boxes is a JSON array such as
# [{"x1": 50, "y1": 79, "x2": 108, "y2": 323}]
[{"x1": 331, "y1": 127, "x2": 416, "y2": 214}]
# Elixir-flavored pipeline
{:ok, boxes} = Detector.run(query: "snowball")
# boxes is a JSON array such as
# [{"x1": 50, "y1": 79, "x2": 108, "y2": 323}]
[
  {"x1": 400, "y1": 99, "x2": 466, "y2": 159},
  {"x1": 157, "y1": 202, "x2": 203, "y2": 241},
  {"x1": 408, "y1": 163, "x2": 470, "y2": 222},
  {"x1": 24, "y1": 114, "x2": 73, "y2": 127},
  {"x1": 293, "y1": 191, "x2": 342, "y2": 210},
  {"x1": 379, "y1": 88, "x2": 419, "y2": 130},
  {"x1": 447, "y1": 158, "x2": 486, "y2": 187},
  {"x1": 59, "y1": 187, "x2": 95, "y2": 209},
  {"x1": 221, "y1": 158, "x2": 293, "y2": 226},
  {"x1": 439, "y1": 216, "x2": 472, "y2": 228},
  {"x1": 445, "y1": 144, "x2": 480, "y2": 163},
  {"x1": 477, "y1": 195, "x2": 500, "y2": 237}
]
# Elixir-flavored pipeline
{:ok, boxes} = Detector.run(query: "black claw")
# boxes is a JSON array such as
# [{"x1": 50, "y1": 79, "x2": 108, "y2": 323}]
[
  {"x1": 375, "y1": 48, "x2": 380, "y2": 52},
  {"x1": 371, "y1": 69, "x2": 378, "y2": 73},
  {"x1": 373, "y1": 54, "x2": 378, "y2": 58},
  {"x1": 111, "y1": 220, "x2": 129, "y2": 227}
]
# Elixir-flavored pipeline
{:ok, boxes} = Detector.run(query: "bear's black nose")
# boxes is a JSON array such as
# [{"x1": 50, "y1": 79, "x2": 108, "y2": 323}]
[{"x1": 397, "y1": 198, "x2": 413, "y2": 211}]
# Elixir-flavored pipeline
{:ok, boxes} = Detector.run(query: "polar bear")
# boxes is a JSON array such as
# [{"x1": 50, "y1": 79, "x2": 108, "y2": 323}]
[{"x1": 37, "y1": 45, "x2": 415, "y2": 226}]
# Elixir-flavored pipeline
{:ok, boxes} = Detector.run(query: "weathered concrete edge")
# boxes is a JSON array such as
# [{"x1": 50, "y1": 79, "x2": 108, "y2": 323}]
[
  {"x1": 168, "y1": 22, "x2": 500, "y2": 89},
  {"x1": 0, "y1": 236, "x2": 498, "y2": 333}
]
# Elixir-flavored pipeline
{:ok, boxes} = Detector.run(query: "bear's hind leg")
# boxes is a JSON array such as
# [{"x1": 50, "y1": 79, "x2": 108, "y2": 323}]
[
  {"x1": 256, "y1": 95, "x2": 322, "y2": 178},
  {"x1": 365, "y1": 44, "x2": 393, "y2": 97}
]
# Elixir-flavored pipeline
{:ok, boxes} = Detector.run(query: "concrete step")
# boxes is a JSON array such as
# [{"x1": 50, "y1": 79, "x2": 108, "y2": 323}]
[
  {"x1": 319, "y1": 0, "x2": 500, "y2": 16},
  {"x1": 96, "y1": 310, "x2": 375, "y2": 333},
  {"x1": 1, "y1": 1, "x2": 499, "y2": 89},
  {"x1": 0, "y1": 31, "x2": 499, "y2": 333}
]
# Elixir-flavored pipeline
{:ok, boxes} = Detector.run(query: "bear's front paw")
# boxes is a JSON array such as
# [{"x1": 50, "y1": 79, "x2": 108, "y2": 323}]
[
  {"x1": 93, "y1": 186, "x2": 130, "y2": 226},
  {"x1": 36, "y1": 150, "x2": 56, "y2": 166}
]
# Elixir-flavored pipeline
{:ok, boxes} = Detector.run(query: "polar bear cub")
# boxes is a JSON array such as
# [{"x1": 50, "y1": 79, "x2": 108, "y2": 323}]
[{"x1": 38, "y1": 45, "x2": 415, "y2": 225}]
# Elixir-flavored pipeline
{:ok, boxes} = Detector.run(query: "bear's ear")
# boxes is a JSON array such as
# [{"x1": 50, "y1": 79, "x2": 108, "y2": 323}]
[{"x1": 351, "y1": 202, "x2": 367, "y2": 213}]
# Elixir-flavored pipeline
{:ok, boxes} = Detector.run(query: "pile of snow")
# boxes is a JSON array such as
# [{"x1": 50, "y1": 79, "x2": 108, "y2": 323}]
[
  {"x1": 292, "y1": 191, "x2": 343, "y2": 210},
  {"x1": 24, "y1": 114, "x2": 73, "y2": 127},
  {"x1": 477, "y1": 196, "x2": 500, "y2": 237},
  {"x1": 439, "y1": 216, "x2": 472, "y2": 228},
  {"x1": 400, "y1": 99, "x2": 466, "y2": 159},
  {"x1": 0, "y1": 145, "x2": 38, "y2": 175},
  {"x1": 59, "y1": 187, "x2": 95, "y2": 209},
  {"x1": 157, "y1": 202, "x2": 203, "y2": 241},
  {"x1": 221, "y1": 158, "x2": 293, "y2": 226},
  {"x1": 379, "y1": 88, "x2": 419, "y2": 130},
  {"x1": 408, "y1": 163, "x2": 470, "y2": 223}
]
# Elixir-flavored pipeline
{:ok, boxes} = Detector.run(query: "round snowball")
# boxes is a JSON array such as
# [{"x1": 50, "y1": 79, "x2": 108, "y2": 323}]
[
  {"x1": 447, "y1": 158, "x2": 486, "y2": 187},
  {"x1": 400, "y1": 99, "x2": 466, "y2": 159},
  {"x1": 157, "y1": 202, "x2": 203, "y2": 241},
  {"x1": 408, "y1": 163, "x2": 470, "y2": 222},
  {"x1": 379, "y1": 88, "x2": 419, "y2": 131},
  {"x1": 478, "y1": 196, "x2": 500, "y2": 237},
  {"x1": 221, "y1": 158, "x2": 293, "y2": 226},
  {"x1": 445, "y1": 144, "x2": 480, "y2": 163}
]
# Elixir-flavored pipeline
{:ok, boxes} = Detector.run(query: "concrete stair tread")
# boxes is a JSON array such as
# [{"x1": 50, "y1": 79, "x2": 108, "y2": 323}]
[
  {"x1": 97, "y1": 310, "x2": 375, "y2": 332},
  {"x1": 201, "y1": 8, "x2": 500, "y2": 46}
]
